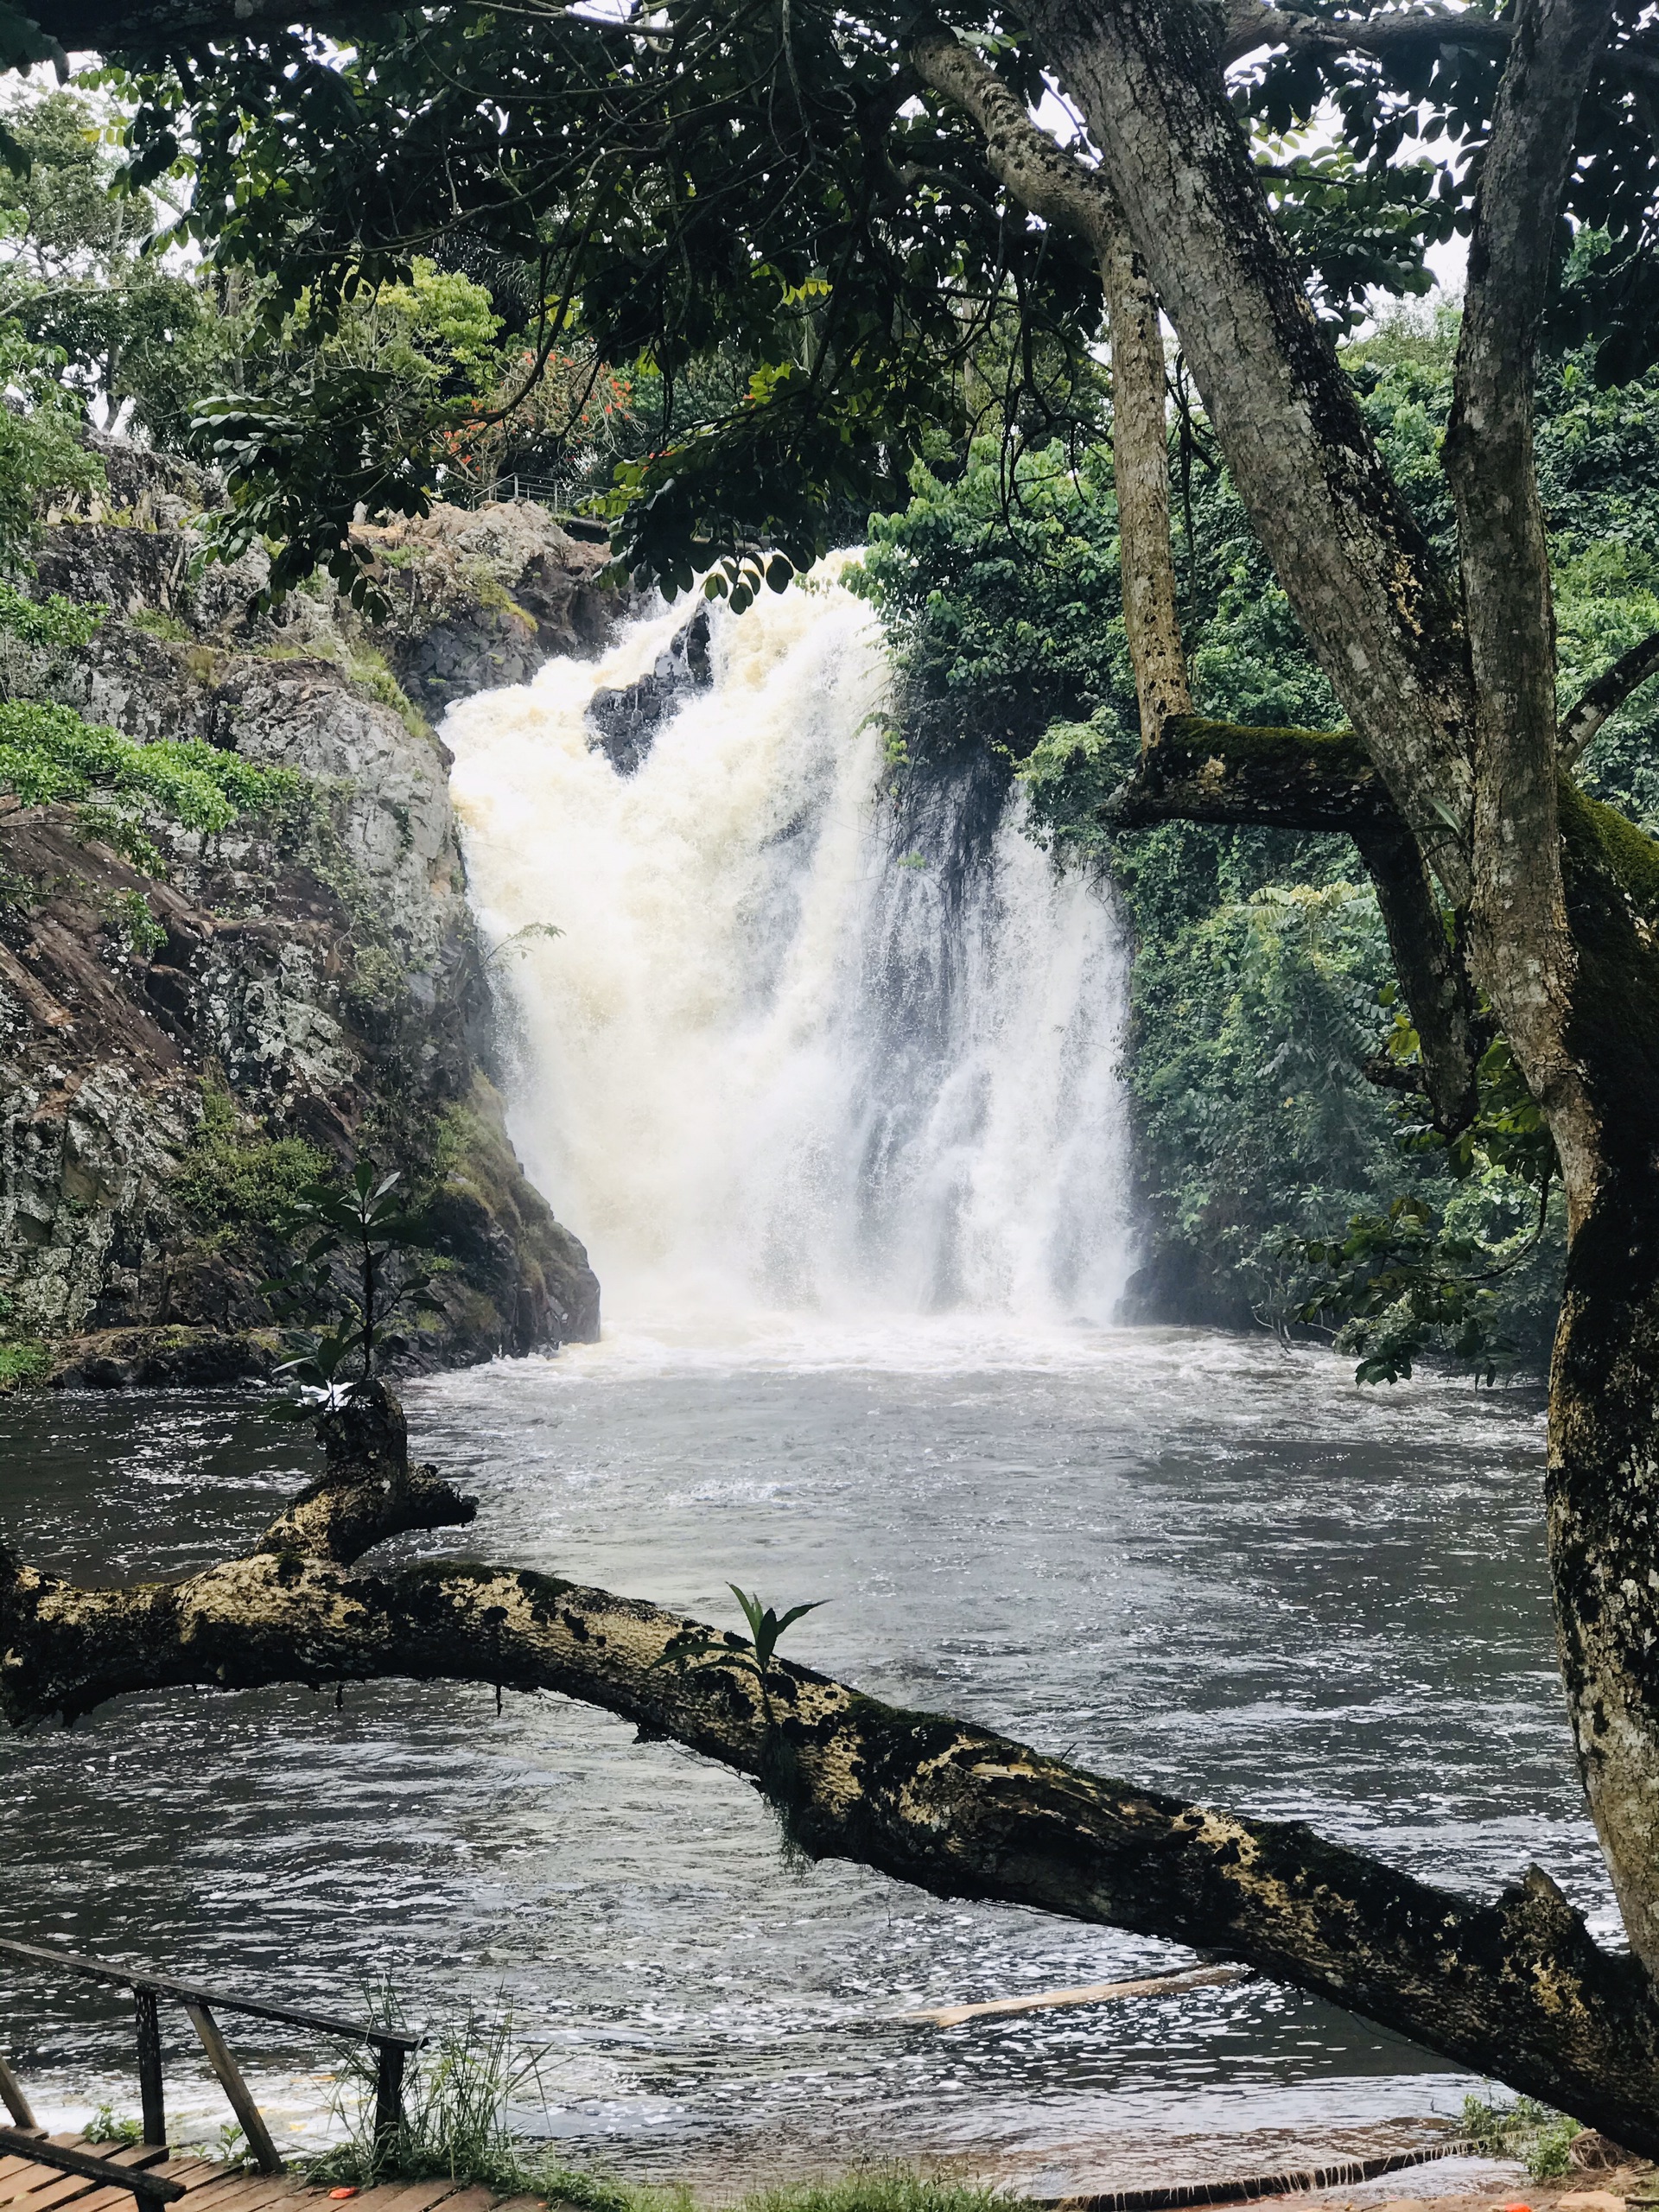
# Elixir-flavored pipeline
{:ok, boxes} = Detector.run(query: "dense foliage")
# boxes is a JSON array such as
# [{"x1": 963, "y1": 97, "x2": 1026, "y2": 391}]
[
  {"x1": 855, "y1": 304, "x2": 1659, "y2": 1376},
  {"x1": 0, "y1": 582, "x2": 301, "y2": 868},
  {"x1": 60, "y1": 0, "x2": 1573, "y2": 605}
]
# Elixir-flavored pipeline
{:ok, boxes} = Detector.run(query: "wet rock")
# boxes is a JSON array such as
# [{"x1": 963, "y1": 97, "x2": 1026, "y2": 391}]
[
  {"x1": 47, "y1": 1324, "x2": 277, "y2": 1389},
  {"x1": 588, "y1": 607, "x2": 712, "y2": 773},
  {"x1": 354, "y1": 499, "x2": 622, "y2": 715}
]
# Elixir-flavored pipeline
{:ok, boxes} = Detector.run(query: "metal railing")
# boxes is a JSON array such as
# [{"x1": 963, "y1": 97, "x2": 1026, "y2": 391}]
[{"x1": 0, "y1": 1937, "x2": 422, "y2": 2177}]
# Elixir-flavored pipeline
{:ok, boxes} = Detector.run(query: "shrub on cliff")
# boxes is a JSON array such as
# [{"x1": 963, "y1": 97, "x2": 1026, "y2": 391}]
[{"x1": 0, "y1": 697, "x2": 302, "y2": 872}]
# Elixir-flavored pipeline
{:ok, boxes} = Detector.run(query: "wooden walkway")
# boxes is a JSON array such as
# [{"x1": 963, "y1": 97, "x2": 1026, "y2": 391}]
[{"x1": 0, "y1": 2139, "x2": 549, "y2": 2212}]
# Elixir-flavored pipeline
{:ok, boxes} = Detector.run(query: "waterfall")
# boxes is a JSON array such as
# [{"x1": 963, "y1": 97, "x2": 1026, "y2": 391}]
[{"x1": 444, "y1": 560, "x2": 1135, "y2": 1330}]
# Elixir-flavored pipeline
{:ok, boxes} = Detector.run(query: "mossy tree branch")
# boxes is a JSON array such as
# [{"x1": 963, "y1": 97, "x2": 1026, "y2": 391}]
[
  {"x1": 1108, "y1": 718, "x2": 1484, "y2": 1132},
  {"x1": 8, "y1": 1389, "x2": 1659, "y2": 2145}
]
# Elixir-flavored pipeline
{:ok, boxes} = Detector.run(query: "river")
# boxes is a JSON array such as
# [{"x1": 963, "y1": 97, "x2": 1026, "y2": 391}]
[{"x1": 0, "y1": 575, "x2": 1599, "y2": 2199}]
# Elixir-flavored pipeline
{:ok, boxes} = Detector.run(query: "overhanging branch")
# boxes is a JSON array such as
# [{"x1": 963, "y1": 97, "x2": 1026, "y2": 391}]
[
  {"x1": 1218, "y1": 0, "x2": 1659, "y2": 87},
  {"x1": 1102, "y1": 715, "x2": 1391, "y2": 834},
  {"x1": 1560, "y1": 630, "x2": 1659, "y2": 768},
  {"x1": 1106, "y1": 718, "x2": 1482, "y2": 1133},
  {"x1": 5, "y1": 1389, "x2": 1659, "y2": 2142}
]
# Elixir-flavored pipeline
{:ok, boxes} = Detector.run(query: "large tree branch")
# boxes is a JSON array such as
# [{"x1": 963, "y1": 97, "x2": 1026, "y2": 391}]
[
  {"x1": 1559, "y1": 630, "x2": 1659, "y2": 769},
  {"x1": 1219, "y1": 1, "x2": 1659, "y2": 88},
  {"x1": 1015, "y1": 0, "x2": 1476, "y2": 899},
  {"x1": 1108, "y1": 717, "x2": 1482, "y2": 1132},
  {"x1": 1443, "y1": 0, "x2": 1613, "y2": 1218},
  {"x1": 4, "y1": 1389, "x2": 1659, "y2": 2145},
  {"x1": 1220, "y1": 2, "x2": 1513, "y2": 69},
  {"x1": 906, "y1": 27, "x2": 1190, "y2": 740}
]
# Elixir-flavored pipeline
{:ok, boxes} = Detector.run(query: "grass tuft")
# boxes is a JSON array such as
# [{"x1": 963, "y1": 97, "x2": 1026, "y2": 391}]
[
  {"x1": 302, "y1": 1995, "x2": 1022, "y2": 2212},
  {"x1": 1459, "y1": 2093, "x2": 1583, "y2": 2178},
  {"x1": 743, "y1": 2173, "x2": 1014, "y2": 2212}
]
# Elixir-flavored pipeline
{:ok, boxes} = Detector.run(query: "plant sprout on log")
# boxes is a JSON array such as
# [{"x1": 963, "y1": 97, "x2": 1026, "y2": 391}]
[{"x1": 260, "y1": 1163, "x2": 433, "y2": 1393}]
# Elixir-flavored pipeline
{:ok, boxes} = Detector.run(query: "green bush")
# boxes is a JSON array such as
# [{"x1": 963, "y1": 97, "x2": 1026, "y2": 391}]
[
  {"x1": 1459, "y1": 2093, "x2": 1582, "y2": 2179},
  {"x1": 0, "y1": 579, "x2": 101, "y2": 646},
  {"x1": 173, "y1": 1077, "x2": 328, "y2": 1236},
  {"x1": 0, "y1": 1340, "x2": 52, "y2": 1390},
  {"x1": 0, "y1": 698, "x2": 302, "y2": 874}
]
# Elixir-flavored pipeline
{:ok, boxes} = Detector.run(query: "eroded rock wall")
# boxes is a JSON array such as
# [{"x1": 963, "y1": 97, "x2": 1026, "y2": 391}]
[{"x1": 1, "y1": 460, "x2": 613, "y2": 1386}]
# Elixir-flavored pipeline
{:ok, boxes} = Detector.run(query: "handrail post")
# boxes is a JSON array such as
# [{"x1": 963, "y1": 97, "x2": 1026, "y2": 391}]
[
  {"x1": 134, "y1": 1989, "x2": 165, "y2": 2148},
  {"x1": 184, "y1": 2002, "x2": 282, "y2": 2176},
  {"x1": 372, "y1": 2039, "x2": 404, "y2": 2162},
  {"x1": 0, "y1": 2054, "x2": 36, "y2": 2130}
]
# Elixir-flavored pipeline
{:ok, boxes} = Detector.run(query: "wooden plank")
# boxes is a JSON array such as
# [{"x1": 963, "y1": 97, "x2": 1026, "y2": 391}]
[
  {"x1": 0, "y1": 2140, "x2": 137, "y2": 2211},
  {"x1": 0, "y1": 2062, "x2": 36, "y2": 2133},
  {"x1": 0, "y1": 2156, "x2": 57, "y2": 2195},
  {"x1": 903, "y1": 1963, "x2": 1251, "y2": 2028},
  {"x1": 135, "y1": 1991, "x2": 165, "y2": 2149},
  {"x1": 33, "y1": 2164, "x2": 222, "y2": 2212},
  {"x1": 125, "y1": 2164, "x2": 231, "y2": 2198},
  {"x1": 181, "y1": 2008, "x2": 280, "y2": 2179},
  {"x1": 168, "y1": 2176, "x2": 298, "y2": 2212},
  {"x1": 0, "y1": 2169, "x2": 108, "y2": 2211},
  {"x1": 327, "y1": 2181, "x2": 460, "y2": 2212},
  {"x1": 424, "y1": 2186, "x2": 496, "y2": 2212},
  {"x1": 46, "y1": 2172, "x2": 218, "y2": 2212},
  {"x1": 183, "y1": 2169, "x2": 308, "y2": 2212}
]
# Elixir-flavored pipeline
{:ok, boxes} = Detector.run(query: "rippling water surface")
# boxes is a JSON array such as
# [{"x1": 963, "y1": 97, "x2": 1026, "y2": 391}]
[{"x1": 0, "y1": 1322, "x2": 1588, "y2": 2196}]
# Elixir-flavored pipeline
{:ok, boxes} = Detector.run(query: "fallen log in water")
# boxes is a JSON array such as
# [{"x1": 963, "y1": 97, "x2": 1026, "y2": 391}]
[{"x1": 9, "y1": 1385, "x2": 1659, "y2": 2148}]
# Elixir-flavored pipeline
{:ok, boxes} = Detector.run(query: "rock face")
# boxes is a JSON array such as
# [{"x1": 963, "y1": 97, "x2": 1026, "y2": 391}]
[
  {"x1": 588, "y1": 606, "x2": 711, "y2": 773},
  {"x1": 1, "y1": 458, "x2": 616, "y2": 1387},
  {"x1": 355, "y1": 501, "x2": 616, "y2": 715}
]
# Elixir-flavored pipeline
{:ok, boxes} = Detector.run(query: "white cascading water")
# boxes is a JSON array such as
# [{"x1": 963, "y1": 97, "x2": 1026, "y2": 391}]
[{"x1": 443, "y1": 558, "x2": 1135, "y2": 1331}]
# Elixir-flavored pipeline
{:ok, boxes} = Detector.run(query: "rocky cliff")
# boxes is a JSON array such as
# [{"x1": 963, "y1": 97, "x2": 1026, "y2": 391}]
[{"x1": 0, "y1": 446, "x2": 619, "y2": 1389}]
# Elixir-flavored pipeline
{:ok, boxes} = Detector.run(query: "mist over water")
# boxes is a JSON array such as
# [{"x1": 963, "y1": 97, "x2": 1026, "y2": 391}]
[{"x1": 445, "y1": 564, "x2": 1134, "y2": 1332}]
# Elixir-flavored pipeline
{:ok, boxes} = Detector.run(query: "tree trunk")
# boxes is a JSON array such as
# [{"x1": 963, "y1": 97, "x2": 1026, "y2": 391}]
[
  {"x1": 1015, "y1": 0, "x2": 1476, "y2": 900},
  {"x1": 7, "y1": 1388, "x2": 1659, "y2": 2142},
  {"x1": 1012, "y1": 0, "x2": 1659, "y2": 1984},
  {"x1": 906, "y1": 29, "x2": 1189, "y2": 741},
  {"x1": 1546, "y1": 791, "x2": 1659, "y2": 1978},
  {"x1": 1095, "y1": 206, "x2": 1189, "y2": 739}
]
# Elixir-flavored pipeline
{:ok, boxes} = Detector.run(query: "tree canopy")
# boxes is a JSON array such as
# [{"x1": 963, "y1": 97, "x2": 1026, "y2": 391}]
[{"x1": 23, "y1": 0, "x2": 1639, "y2": 599}]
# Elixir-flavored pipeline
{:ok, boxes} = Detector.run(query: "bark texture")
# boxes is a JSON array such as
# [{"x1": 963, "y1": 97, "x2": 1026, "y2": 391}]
[
  {"x1": 1559, "y1": 630, "x2": 1659, "y2": 768},
  {"x1": 1016, "y1": 0, "x2": 1476, "y2": 897},
  {"x1": 906, "y1": 28, "x2": 1190, "y2": 741},
  {"x1": 8, "y1": 1393, "x2": 1659, "y2": 2145},
  {"x1": 1443, "y1": 0, "x2": 1613, "y2": 1209}
]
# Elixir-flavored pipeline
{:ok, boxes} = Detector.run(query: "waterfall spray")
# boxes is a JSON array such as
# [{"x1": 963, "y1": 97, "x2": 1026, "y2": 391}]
[{"x1": 444, "y1": 563, "x2": 1134, "y2": 1329}]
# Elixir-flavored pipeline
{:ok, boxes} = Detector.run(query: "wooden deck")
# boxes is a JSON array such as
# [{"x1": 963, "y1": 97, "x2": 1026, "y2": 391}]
[{"x1": 0, "y1": 2139, "x2": 550, "y2": 2212}]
